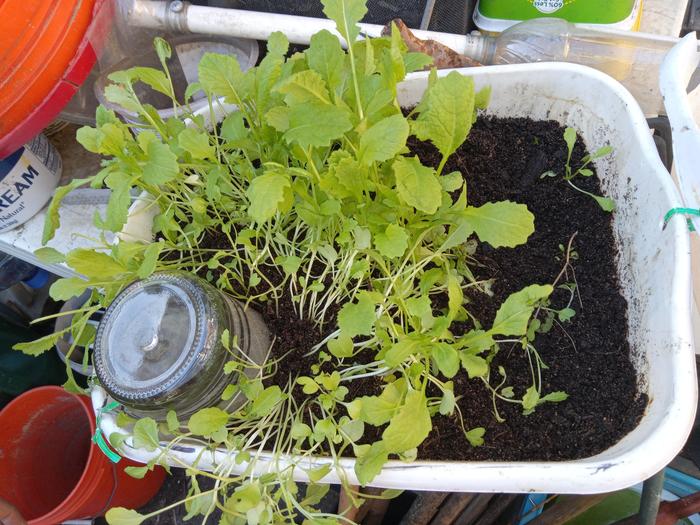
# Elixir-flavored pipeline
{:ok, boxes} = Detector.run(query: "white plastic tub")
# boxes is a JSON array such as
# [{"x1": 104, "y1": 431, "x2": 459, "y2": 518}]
[{"x1": 92, "y1": 62, "x2": 696, "y2": 494}]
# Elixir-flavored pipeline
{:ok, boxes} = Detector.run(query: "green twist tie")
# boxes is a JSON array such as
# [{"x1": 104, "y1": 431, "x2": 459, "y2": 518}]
[
  {"x1": 93, "y1": 401, "x2": 122, "y2": 464},
  {"x1": 663, "y1": 207, "x2": 700, "y2": 232}
]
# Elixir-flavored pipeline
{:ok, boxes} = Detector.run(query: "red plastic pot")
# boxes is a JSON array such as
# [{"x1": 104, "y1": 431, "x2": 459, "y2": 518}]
[{"x1": 0, "y1": 386, "x2": 165, "y2": 524}]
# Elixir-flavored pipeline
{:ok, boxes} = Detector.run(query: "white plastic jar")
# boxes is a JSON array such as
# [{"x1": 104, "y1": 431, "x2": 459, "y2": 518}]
[{"x1": 0, "y1": 133, "x2": 62, "y2": 232}]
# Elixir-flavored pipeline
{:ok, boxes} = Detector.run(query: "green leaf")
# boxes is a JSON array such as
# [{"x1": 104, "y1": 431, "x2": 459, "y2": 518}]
[
  {"x1": 591, "y1": 145, "x2": 613, "y2": 159},
  {"x1": 133, "y1": 418, "x2": 160, "y2": 451},
  {"x1": 276, "y1": 70, "x2": 331, "y2": 105},
  {"x1": 404, "y1": 52, "x2": 433, "y2": 72},
  {"x1": 432, "y1": 343, "x2": 460, "y2": 378},
  {"x1": 340, "y1": 418, "x2": 365, "y2": 441},
  {"x1": 137, "y1": 242, "x2": 164, "y2": 279},
  {"x1": 382, "y1": 390, "x2": 431, "y2": 453},
  {"x1": 104, "y1": 84, "x2": 141, "y2": 113},
  {"x1": 66, "y1": 249, "x2": 127, "y2": 280},
  {"x1": 220, "y1": 111, "x2": 247, "y2": 141},
  {"x1": 374, "y1": 224, "x2": 408, "y2": 259},
  {"x1": 460, "y1": 354, "x2": 488, "y2": 378},
  {"x1": 594, "y1": 195, "x2": 616, "y2": 212},
  {"x1": 142, "y1": 140, "x2": 179, "y2": 185},
  {"x1": 102, "y1": 173, "x2": 132, "y2": 232},
  {"x1": 412, "y1": 71, "x2": 475, "y2": 160},
  {"x1": 308, "y1": 463, "x2": 332, "y2": 483},
  {"x1": 221, "y1": 384, "x2": 237, "y2": 401},
  {"x1": 188, "y1": 407, "x2": 230, "y2": 438},
  {"x1": 246, "y1": 171, "x2": 291, "y2": 223},
  {"x1": 541, "y1": 391, "x2": 568, "y2": 403},
  {"x1": 354, "y1": 441, "x2": 388, "y2": 485},
  {"x1": 462, "y1": 201, "x2": 535, "y2": 248},
  {"x1": 327, "y1": 333, "x2": 354, "y2": 358},
  {"x1": 42, "y1": 178, "x2": 91, "y2": 244},
  {"x1": 563, "y1": 127, "x2": 577, "y2": 155},
  {"x1": 522, "y1": 386, "x2": 540, "y2": 412},
  {"x1": 105, "y1": 507, "x2": 145, "y2": 525},
  {"x1": 465, "y1": 427, "x2": 485, "y2": 447},
  {"x1": 265, "y1": 106, "x2": 290, "y2": 131},
  {"x1": 116, "y1": 412, "x2": 136, "y2": 428},
  {"x1": 178, "y1": 128, "x2": 216, "y2": 159},
  {"x1": 198, "y1": 53, "x2": 247, "y2": 103},
  {"x1": 284, "y1": 101, "x2": 352, "y2": 148},
  {"x1": 13, "y1": 332, "x2": 61, "y2": 356},
  {"x1": 558, "y1": 308, "x2": 576, "y2": 322},
  {"x1": 124, "y1": 465, "x2": 149, "y2": 479},
  {"x1": 394, "y1": 156, "x2": 442, "y2": 214},
  {"x1": 249, "y1": 386, "x2": 283, "y2": 418},
  {"x1": 321, "y1": 0, "x2": 368, "y2": 45},
  {"x1": 352, "y1": 380, "x2": 405, "y2": 425},
  {"x1": 490, "y1": 284, "x2": 553, "y2": 337},
  {"x1": 474, "y1": 86, "x2": 492, "y2": 110},
  {"x1": 405, "y1": 295, "x2": 435, "y2": 331},
  {"x1": 49, "y1": 277, "x2": 90, "y2": 301},
  {"x1": 34, "y1": 247, "x2": 65, "y2": 264},
  {"x1": 306, "y1": 30, "x2": 345, "y2": 92},
  {"x1": 297, "y1": 376, "x2": 319, "y2": 394},
  {"x1": 439, "y1": 385, "x2": 456, "y2": 416},
  {"x1": 359, "y1": 114, "x2": 409, "y2": 165},
  {"x1": 130, "y1": 66, "x2": 171, "y2": 97},
  {"x1": 166, "y1": 410, "x2": 180, "y2": 433},
  {"x1": 385, "y1": 335, "x2": 426, "y2": 368},
  {"x1": 337, "y1": 292, "x2": 375, "y2": 338},
  {"x1": 440, "y1": 171, "x2": 464, "y2": 192}
]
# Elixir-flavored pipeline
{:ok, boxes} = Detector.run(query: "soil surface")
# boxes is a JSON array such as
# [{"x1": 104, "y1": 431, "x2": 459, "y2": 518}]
[{"x1": 198, "y1": 116, "x2": 646, "y2": 462}]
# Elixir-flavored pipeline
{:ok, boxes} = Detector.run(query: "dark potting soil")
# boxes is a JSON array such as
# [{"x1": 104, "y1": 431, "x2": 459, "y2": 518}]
[{"x1": 196, "y1": 116, "x2": 646, "y2": 462}]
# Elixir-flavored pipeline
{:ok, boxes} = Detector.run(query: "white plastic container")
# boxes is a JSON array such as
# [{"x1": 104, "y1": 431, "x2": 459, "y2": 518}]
[
  {"x1": 92, "y1": 62, "x2": 696, "y2": 494},
  {"x1": 0, "y1": 134, "x2": 61, "y2": 233}
]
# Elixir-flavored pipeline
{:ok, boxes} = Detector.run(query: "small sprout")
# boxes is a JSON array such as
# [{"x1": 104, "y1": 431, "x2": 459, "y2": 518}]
[{"x1": 541, "y1": 126, "x2": 616, "y2": 211}]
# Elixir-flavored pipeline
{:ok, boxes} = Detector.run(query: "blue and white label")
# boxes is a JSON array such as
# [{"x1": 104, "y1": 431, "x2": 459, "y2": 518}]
[{"x1": 0, "y1": 134, "x2": 61, "y2": 233}]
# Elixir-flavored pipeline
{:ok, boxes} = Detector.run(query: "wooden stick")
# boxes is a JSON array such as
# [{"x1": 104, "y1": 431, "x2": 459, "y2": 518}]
[
  {"x1": 399, "y1": 492, "x2": 449, "y2": 525},
  {"x1": 453, "y1": 494, "x2": 494, "y2": 525},
  {"x1": 473, "y1": 494, "x2": 520, "y2": 525},
  {"x1": 431, "y1": 494, "x2": 475, "y2": 525}
]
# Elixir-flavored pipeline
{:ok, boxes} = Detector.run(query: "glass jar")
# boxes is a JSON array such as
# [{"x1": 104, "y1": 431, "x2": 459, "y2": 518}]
[{"x1": 94, "y1": 271, "x2": 270, "y2": 420}]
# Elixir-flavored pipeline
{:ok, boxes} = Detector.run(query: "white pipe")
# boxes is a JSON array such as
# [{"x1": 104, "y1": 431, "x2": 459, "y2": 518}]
[{"x1": 125, "y1": 0, "x2": 485, "y2": 57}]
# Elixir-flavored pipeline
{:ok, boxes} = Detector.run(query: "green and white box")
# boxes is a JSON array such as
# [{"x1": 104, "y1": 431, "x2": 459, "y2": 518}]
[{"x1": 474, "y1": 0, "x2": 643, "y2": 33}]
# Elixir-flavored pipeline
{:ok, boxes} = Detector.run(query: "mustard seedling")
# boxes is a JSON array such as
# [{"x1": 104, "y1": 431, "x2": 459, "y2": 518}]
[{"x1": 541, "y1": 126, "x2": 616, "y2": 212}]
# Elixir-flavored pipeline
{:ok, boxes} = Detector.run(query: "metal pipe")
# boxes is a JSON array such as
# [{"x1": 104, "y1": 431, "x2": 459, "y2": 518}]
[
  {"x1": 638, "y1": 469, "x2": 665, "y2": 525},
  {"x1": 124, "y1": 0, "x2": 485, "y2": 57}
]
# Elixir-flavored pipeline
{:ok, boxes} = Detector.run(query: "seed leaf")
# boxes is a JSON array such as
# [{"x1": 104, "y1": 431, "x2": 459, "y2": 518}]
[{"x1": 337, "y1": 292, "x2": 375, "y2": 338}]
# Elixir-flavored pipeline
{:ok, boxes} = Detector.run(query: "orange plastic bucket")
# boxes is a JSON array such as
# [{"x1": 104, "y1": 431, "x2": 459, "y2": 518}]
[
  {"x1": 0, "y1": 386, "x2": 165, "y2": 524},
  {"x1": 0, "y1": 0, "x2": 111, "y2": 158}
]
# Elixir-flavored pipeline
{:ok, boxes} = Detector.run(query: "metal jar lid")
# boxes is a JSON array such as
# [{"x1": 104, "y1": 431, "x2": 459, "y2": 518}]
[{"x1": 94, "y1": 271, "x2": 231, "y2": 419}]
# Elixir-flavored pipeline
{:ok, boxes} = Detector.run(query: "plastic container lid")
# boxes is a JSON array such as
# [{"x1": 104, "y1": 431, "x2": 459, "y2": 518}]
[{"x1": 94, "y1": 272, "x2": 212, "y2": 409}]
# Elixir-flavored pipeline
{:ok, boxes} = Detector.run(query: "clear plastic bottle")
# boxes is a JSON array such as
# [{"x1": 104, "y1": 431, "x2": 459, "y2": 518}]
[{"x1": 470, "y1": 18, "x2": 680, "y2": 114}]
